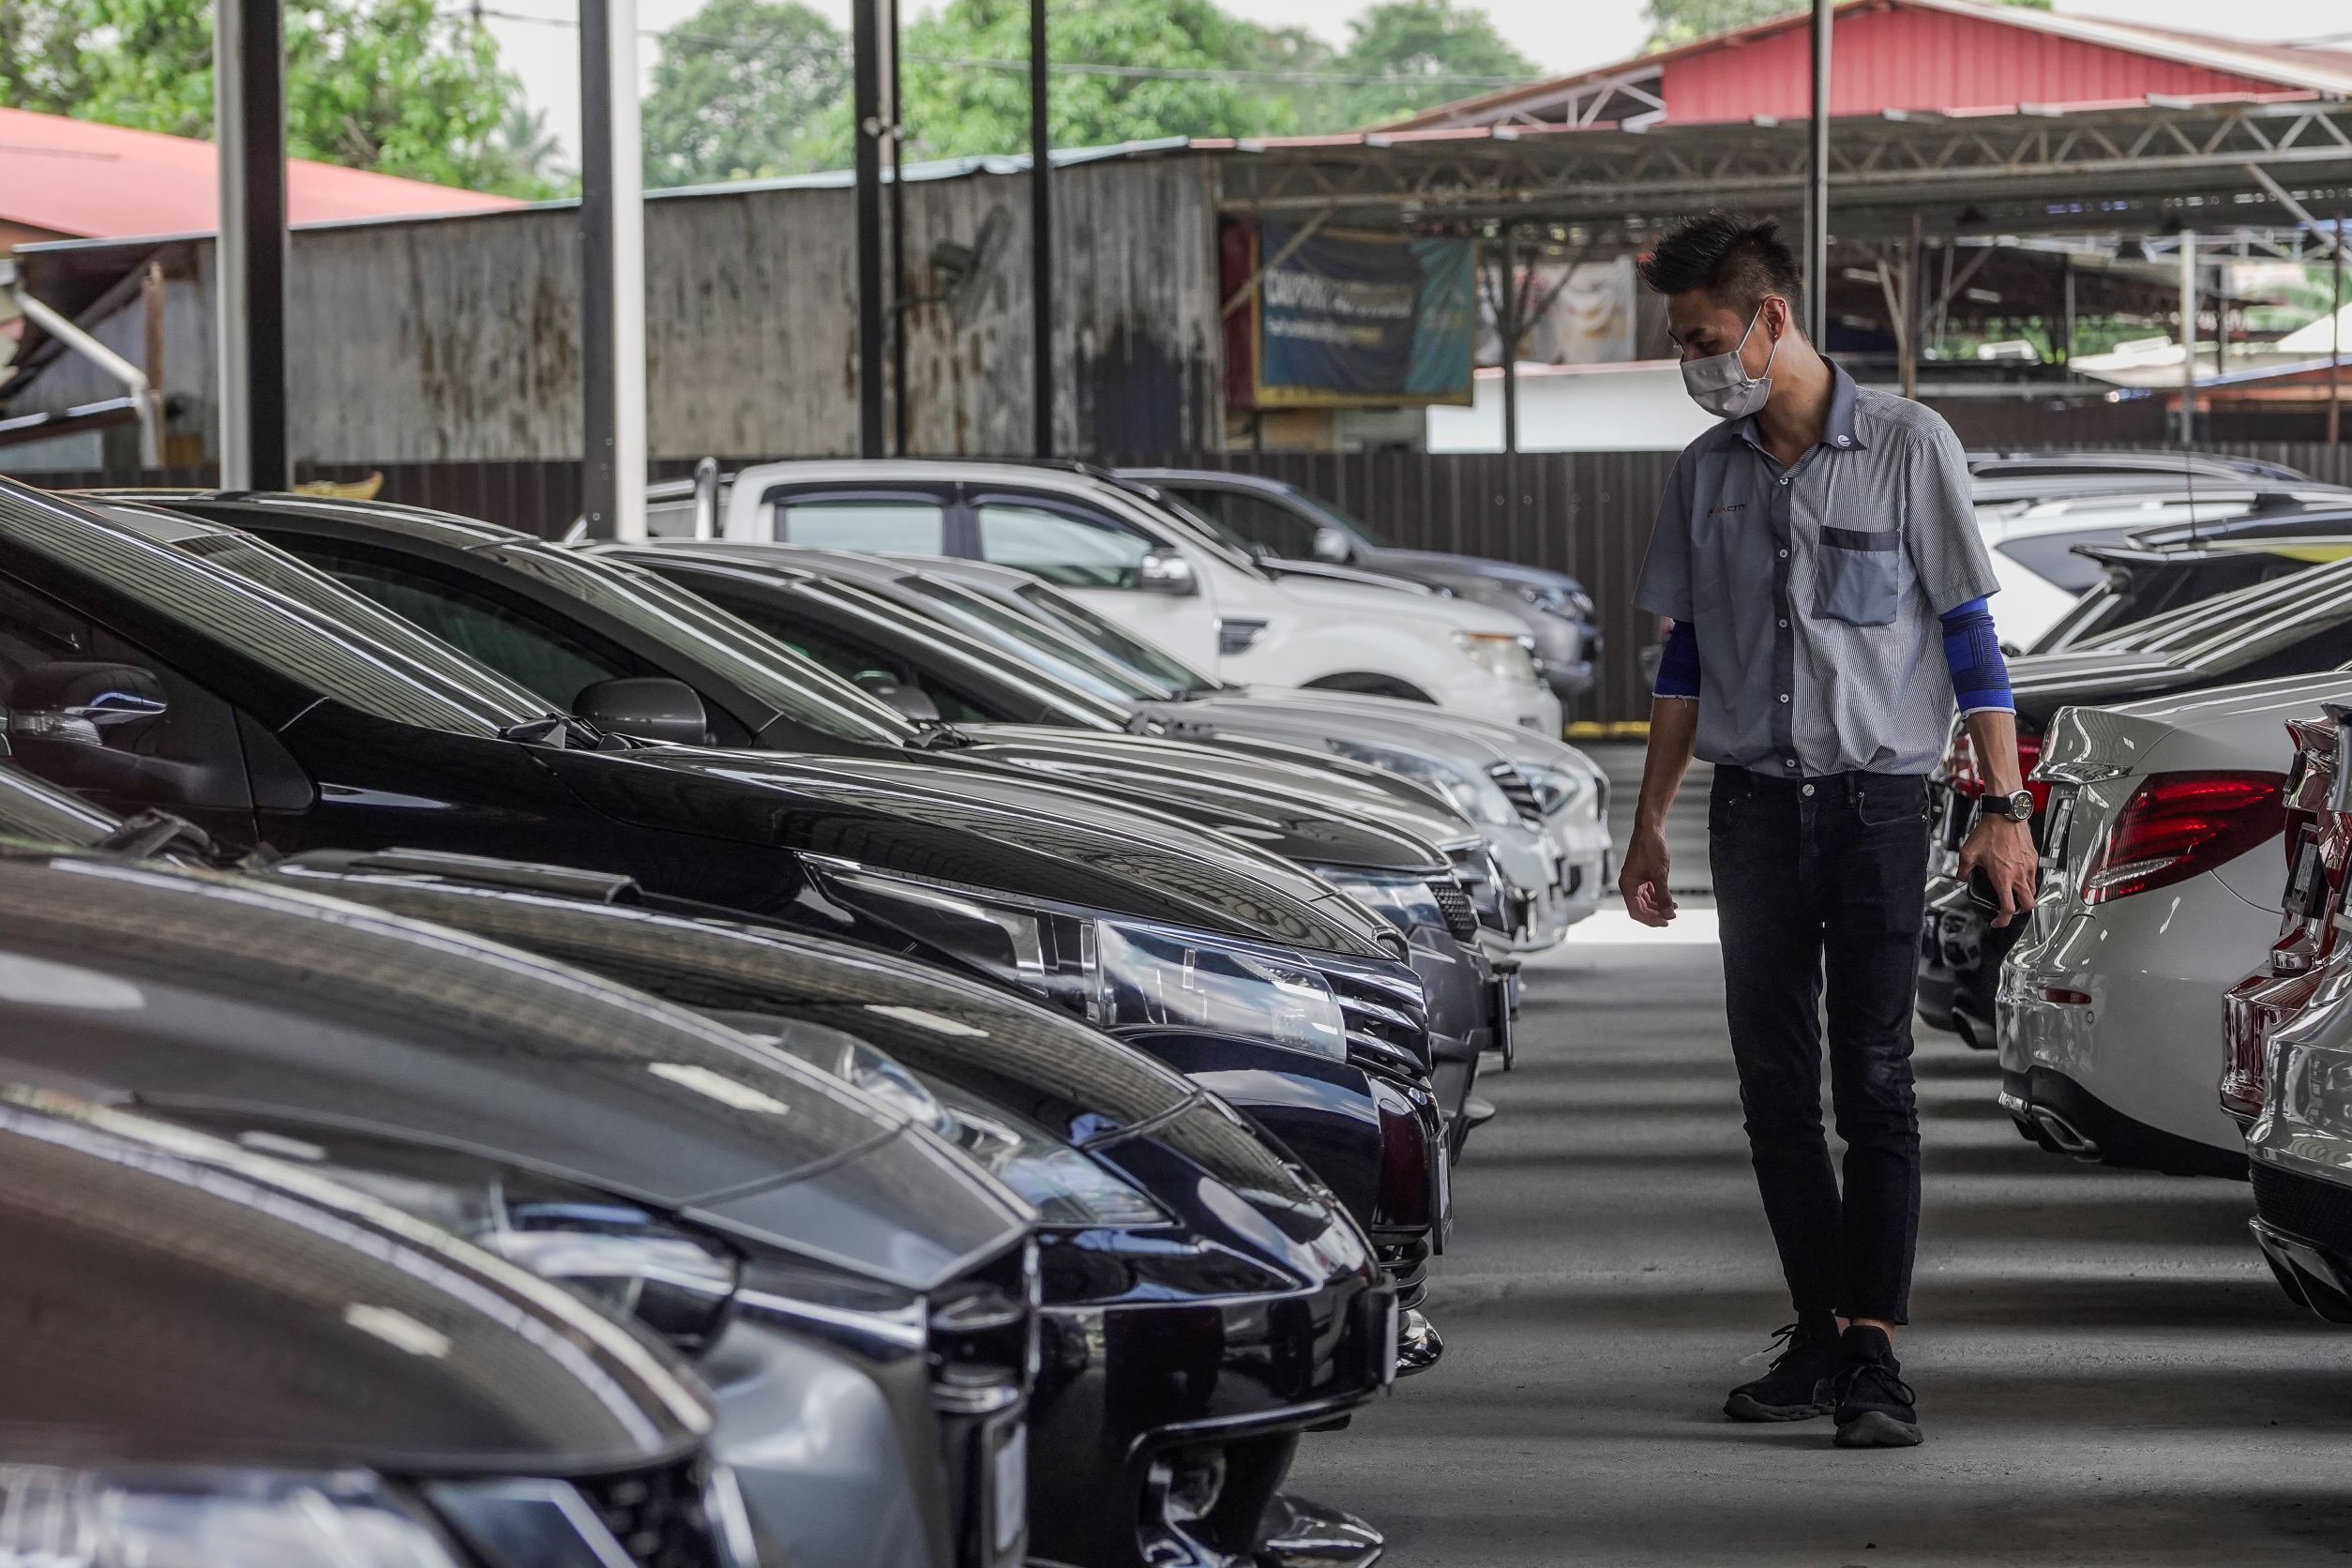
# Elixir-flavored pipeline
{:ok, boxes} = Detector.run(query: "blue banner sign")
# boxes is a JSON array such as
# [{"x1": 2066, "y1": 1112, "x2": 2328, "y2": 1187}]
[{"x1": 1254, "y1": 223, "x2": 1475, "y2": 407}]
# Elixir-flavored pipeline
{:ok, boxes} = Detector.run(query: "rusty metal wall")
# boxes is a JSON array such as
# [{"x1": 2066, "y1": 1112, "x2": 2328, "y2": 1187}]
[{"x1": 11, "y1": 158, "x2": 1226, "y2": 465}]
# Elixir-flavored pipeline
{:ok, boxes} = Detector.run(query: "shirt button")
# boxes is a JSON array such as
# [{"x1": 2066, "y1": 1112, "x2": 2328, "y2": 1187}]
[
  {"x1": 1836, "y1": 436, "x2": 1851, "y2": 447},
  {"x1": 1779, "y1": 477, "x2": 1790, "y2": 487},
  {"x1": 1778, "y1": 617, "x2": 1789, "y2": 628},
  {"x1": 1778, "y1": 693, "x2": 1790, "y2": 704},
  {"x1": 1784, "y1": 758, "x2": 1799, "y2": 768},
  {"x1": 1777, "y1": 549, "x2": 1788, "y2": 559},
  {"x1": 1802, "y1": 783, "x2": 1817, "y2": 797}
]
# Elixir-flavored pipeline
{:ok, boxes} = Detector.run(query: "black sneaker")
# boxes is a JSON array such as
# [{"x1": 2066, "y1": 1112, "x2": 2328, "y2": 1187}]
[
  {"x1": 1831, "y1": 1325, "x2": 1922, "y2": 1448},
  {"x1": 1724, "y1": 1311, "x2": 1842, "y2": 1422}
]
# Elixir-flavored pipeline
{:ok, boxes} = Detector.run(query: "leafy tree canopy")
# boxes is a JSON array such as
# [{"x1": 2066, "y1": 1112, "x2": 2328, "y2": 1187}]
[
  {"x1": 642, "y1": 0, "x2": 848, "y2": 186},
  {"x1": 0, "y1": 0, "x2": 557, "y2": 198}
]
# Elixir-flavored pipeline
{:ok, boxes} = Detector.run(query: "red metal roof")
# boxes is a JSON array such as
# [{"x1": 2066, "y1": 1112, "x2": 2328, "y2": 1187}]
[
  {"x1": 0, "y1": 107, "x2": 521, "y2": 245},
  {"x1": 1393, "y1": 0, "x2": 2352, "y2": 130}
]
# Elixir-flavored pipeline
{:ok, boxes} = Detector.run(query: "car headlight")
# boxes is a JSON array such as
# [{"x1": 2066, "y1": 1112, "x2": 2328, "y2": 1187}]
[
  {"x1": 1316, "y1": 867, "x2": 1447, "y2": 938},
  {"x1": 1328, "y1": 740, "x2": 1519, "y2": 829},
  {"x1": 1453, "y1": 631, "x2": 1539, "y2": 686},
  {"x1": 201, "y1": 1125, "x2": 740, "y2": 1356},
  {"x1": 813, "y1": 860, "x2": 1350, "y2": 1063},
  {"x1": 0, "y1": 1468, "x2": 466, "y2": 1568},
  {"x1": 728, "y1": 1013, "x2": 1167, "y2": 1229}
]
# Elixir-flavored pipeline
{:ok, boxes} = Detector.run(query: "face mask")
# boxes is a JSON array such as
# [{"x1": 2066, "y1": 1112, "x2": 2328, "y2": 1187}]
[{"x1": 1680, "y1": 306, "x2": 1779, "y2": 421}]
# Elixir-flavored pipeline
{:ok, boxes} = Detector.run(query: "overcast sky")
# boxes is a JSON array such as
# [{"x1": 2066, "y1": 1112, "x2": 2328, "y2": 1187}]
[{"x1": 488, "y1": 0, "x2": 2352, "y2": 168}]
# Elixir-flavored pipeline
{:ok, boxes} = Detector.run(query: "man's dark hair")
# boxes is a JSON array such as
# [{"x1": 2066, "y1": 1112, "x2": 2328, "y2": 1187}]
[{"x1": 1637, "y1": 213, "x2": 1803, "y2": 321}]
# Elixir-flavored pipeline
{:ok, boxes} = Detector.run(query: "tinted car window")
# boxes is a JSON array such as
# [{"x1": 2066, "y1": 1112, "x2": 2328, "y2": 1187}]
[
  {"x1": 4, "y1": 497, "x2": 546, "y2": 736},
  {"x1": 1213, "y1": 490, "x2": 1322, "y2": 559},
  {"x1": 303, "y1": 550, "x2": 631, "y2": 710},
  {"x1": 975, "y1": 503, "x2": 1154, "y2": 588},
  {"x1": 775, "y1": 500, "x2": 947, "y2": 554},
  {"x1": 482, "y1": 546, "x2": 918, "y2": 744},
  {"x1": 0, "y1": 765, "x2": 113, "y2": 848},
  {"x1": 1995, "y1": 531, "x2": 2133, "y2": 595}
]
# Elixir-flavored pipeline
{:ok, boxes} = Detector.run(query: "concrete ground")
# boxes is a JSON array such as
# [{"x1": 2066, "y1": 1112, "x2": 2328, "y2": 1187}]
[{"x1": 1288, "y1": 748, "x2": 2352, "y2": 1566}]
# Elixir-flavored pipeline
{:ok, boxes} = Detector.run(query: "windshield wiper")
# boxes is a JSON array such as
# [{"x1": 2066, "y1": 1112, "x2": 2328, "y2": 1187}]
[
  {"x1": 92, "y1": 809, "x2": 223, "y2": 865},
  {"x1": 904, "y1": 720, "x2": 973, "y2": 750}
]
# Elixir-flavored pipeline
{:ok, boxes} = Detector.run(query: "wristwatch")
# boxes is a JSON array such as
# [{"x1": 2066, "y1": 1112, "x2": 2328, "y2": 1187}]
[{"x1": 1992, "y1": 789, "x2": 2035, "y2": 822}]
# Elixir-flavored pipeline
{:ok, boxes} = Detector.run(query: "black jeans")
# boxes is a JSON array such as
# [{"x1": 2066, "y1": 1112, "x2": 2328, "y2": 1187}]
[{"x1": 1709, "y1": 767, "x2": 1928, "y2": 1325}]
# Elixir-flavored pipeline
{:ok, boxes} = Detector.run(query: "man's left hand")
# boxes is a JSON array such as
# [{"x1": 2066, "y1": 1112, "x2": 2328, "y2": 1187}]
[{"x1": 1958, "y1": 816, "x2": 2038, "y2": 929}]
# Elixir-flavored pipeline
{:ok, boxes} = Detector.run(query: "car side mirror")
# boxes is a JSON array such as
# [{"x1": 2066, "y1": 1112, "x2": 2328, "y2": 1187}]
[
  {"x1": 7, "y1": 661, "x2": 168, "y2": 749},
  {"x1": 573, "y1": 677, "x2": 709, "y2": 746},
  {"x1": 1136, "y1": 549, "x2": 1199, "y2": 596},
  {"x1": 1311, "y1": 525, "x2": 1351, "y2": 564},
  {"x1": 852, "y1": 670, "x2": 942, "y2": 723}
]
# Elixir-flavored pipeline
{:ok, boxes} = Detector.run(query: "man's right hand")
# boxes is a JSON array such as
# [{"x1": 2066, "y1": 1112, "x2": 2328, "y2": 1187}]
[{"x1": 1619, "y1": 828, "x2": 1678, "y2": 927}]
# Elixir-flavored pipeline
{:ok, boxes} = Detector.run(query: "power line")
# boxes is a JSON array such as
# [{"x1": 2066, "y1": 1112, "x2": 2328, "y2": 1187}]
[{"x1": 456, "y1": 5, "x2": 1545, "y2": 90}]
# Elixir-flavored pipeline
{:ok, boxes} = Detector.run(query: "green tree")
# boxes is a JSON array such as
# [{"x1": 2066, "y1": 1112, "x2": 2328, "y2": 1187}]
[
  {"x1": 642, "y1": 0, "x2": 849, "y2": 187},
  {"x1": 1643, "y1": 0, "x2": 2046, "y2": 52},
  {"x1": 0, "y1": 0, "x2": 553, "y2": 198},
  {"x1": 888, "y1": 0, "x2": 1304, "y2": 162},
  {"x1": 1328, "y1": 0, "x2": 1537, "y2": 126}
]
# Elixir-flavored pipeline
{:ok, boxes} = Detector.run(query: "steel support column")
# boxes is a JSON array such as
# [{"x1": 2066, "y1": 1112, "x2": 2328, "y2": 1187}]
[
  {"x1": 213, "y1": 0, "x2": 288, "y2": 489},
  {"x1": 2178, "y1": 232, "x2": 2197, "y2": 448},
  {"x1": 888, "y1": 0, "x2": 909, "y2": 454},
  {"x1": 1805, "y1": 0, "x2": 1832, "y2": 346},
  {"x1": 580, "y1": 0, "x2": 646, "y2": 541},
  {"x1": 1029, "y1": 0, "x2": 1054, "y2": 458},
  {"x1": 852, "y1": 0, "x2": 888, "y2": 457}
]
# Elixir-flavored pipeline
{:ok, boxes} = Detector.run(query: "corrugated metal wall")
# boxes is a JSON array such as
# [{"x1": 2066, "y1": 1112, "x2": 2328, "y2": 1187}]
[
  {"x1": 1664, "y1": 5, "x2": 2279, "y2": 123},
  {"x1": 14, "y1": 157, "x2": 1226, "y2": 464}
]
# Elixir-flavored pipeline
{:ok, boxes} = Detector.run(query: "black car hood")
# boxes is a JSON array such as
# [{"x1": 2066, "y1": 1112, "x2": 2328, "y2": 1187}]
[
  {"x1": 0, "y1": 1088, "x2": 708, "y2": 1472},
  {"x1": 254, "y1": 867, "x2": 1358, "y2": 1283},
  {"x1": 0, "y1": 852, "x2": 1031, "y2": 1292},
  {"x1": 539, "y1": 743, "x2": 1395, "y2": 958},
  {"x1": 947, "y1": 730, "x2": 1449, "y2": 874}
]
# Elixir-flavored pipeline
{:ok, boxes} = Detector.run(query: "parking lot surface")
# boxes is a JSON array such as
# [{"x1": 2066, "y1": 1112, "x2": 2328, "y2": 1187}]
[{"x1": 1289, "y1": 932, "x2": 2352, "y2": 1565}]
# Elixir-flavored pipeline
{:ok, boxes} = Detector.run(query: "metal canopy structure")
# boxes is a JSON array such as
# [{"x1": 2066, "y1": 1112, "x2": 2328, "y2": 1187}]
[{"x1": 1210, "y1": 98, "x2": 2352, "y2": 246}]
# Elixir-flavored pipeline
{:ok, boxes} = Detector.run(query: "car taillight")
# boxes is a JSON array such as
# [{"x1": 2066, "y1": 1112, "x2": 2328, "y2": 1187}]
[
  {"x1": 2079, "y1": 772, "x2": 2288, "y2": 906},
  {"x1": 1943, "y1": 726, "x2": 2046, "y2": 812}
]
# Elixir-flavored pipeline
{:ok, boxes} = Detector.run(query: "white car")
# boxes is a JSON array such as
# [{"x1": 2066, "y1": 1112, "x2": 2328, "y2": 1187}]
[
  {"x1": 708, "y1": 460, "x2": 1563, "y2": 733},
  {"x1": 1996, "y1": 670, "x2": 2352, "y2": 1175}
]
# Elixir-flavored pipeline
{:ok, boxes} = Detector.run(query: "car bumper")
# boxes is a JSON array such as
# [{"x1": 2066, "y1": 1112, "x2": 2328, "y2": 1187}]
[
  {"x1": 1998, "y1": 1066, "x2": 2247, "y2": 1179},
  {"x1": 1028, "y1": 1272, "x2": 1395, "y2": 1568},
  {"x1": 1998, "y1": 877, "x2": 2272, "y2": 1167},
  {"x1": 2249, "y1": 1158, "x2": 2352, "y2": 1323}
]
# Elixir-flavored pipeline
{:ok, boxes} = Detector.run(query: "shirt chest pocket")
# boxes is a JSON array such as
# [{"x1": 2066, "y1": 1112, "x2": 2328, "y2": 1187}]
[{"x1": 1814, "y1": 525, "x2": 1903, "y2": 627}]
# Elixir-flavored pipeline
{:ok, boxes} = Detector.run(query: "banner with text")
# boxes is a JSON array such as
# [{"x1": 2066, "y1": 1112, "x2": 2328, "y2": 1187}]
[{"x1": 1247, "y1": 223, "x2": 1476, "y2": 408}]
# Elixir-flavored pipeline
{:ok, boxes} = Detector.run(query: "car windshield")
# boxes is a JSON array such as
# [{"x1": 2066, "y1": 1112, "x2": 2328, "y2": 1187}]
[
  {"x1": 798, "y1": 579, "x2": 1136, "y2": 727},
  {"x1": 0, "y1": 765, "x2": 113, "y2": 849},
  {"x1": 1289, "y1": 488, "x2": 1388, "y2": 548},
  {"x1": 11, "y1": 497, "x2": 551, "y2": 736},
  {"x1": 897, "y1": 578, "x2": 1171, "y2": 703},
  {"x1": 2074, "y1": 555, "x2": 2352, "y2": 671},
  {"x1": 1010, "y1": 581, "x2": 1222, "y2": 697},
  {"x1": 489, "y1": 545, "x2": 917, "y2": 743}
]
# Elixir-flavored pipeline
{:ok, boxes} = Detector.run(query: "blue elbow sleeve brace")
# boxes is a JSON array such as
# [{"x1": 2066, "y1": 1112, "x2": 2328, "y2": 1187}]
[
  {"x1": 1940, "y1": 597, "x2": 2013, "y2": 714},
  {"x1": 1654, "y1": 619, "x2": 1701, "y2": 699}
]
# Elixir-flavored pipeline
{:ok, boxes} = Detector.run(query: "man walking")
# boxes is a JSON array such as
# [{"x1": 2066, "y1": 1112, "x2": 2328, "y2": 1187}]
[{"x1": 1617, "y1": 214, "x2": 2039, "y2": 1450}]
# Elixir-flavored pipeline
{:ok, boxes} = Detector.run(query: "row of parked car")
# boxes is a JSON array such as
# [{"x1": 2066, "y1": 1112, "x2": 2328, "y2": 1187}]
[
  {"x1": 0, "y1": 465, "x2": 1610, "y2": 1568},
  {"x1": 1910, "y1": 447, "x2": 2352, "y2": 1327}
]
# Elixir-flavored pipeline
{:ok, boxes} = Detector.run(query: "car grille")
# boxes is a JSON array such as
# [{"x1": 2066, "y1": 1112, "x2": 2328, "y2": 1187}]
[
  {"x1": 1429, "y1": 877, "x2": 1480, "y2": 943},
  {"x1": 2253, "y1": 1161, "x2": 2352, "y2": 1258},
  {"x1": 576, "y1": 1457, "x2": 736, "y2": 1568},
  {"x1": 1486, "y1": 762, "x2": 1543, "y2": 823}
]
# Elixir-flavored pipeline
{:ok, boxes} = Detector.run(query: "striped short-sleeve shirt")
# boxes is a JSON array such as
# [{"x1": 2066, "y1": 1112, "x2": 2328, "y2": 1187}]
[{"x1": 1633, "y1": 362, "x2": 2000, "y2": 778}]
